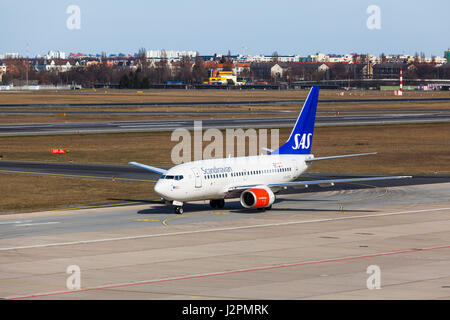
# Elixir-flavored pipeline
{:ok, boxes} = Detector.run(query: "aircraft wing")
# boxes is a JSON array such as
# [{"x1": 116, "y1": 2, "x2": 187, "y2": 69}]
[
  {"x1": 227, "y1": 175, "x2": 411, "y2": 194},
  {"x1": 266, "y1": 175, "x2": 411, "y2": 188},
  {"x1": 128, "y1": 162, "x2": 167, "y2": 175},
  {"x1": 306, "y1": 152, "x2": 377, "y2": 162}
]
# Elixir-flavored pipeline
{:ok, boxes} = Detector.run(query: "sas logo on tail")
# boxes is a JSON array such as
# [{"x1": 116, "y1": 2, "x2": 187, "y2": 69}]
[{"x1": 292, "y1": 133, "x2": 312, "y2": 150}]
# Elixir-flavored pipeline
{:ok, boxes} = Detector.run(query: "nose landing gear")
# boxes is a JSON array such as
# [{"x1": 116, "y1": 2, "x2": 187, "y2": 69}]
[
  {"x1": 174, "y1": 206, "x2": 184, "y2": 214},
  {"x1": 172, "y1": 200, "x2": 184, "y2": 214}
]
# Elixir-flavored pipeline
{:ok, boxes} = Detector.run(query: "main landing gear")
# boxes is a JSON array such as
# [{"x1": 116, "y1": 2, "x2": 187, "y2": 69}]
[{"x1": 209, "y1": 199, "x2": 225, "y2": 209}]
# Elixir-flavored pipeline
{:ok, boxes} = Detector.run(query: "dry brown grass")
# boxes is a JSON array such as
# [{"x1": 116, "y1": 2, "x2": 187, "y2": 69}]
[
  {"x1": 0, "y1": 173, "x2": 154, "y2": 213},
  {"x1": 0, "y1": 123, "x2": 448, "y2": 213},
  {"x1": 310, "y1": 124, "x2": 450, "y2": 174},
  {"x1": 1, "y1": 88, "x2": 448, "y2": 125},
  {"x1": 0, "y1": 110, "x2": 293, "y2": 124},
  {"x1": 0, "y1": 100, "x2": 448, "y2": 124},
  {"x1": 1, "y1": 88, "x2": 450, "y2": 105},
  {"x1": 4, "y1": 101, "x2": 449, "y2": 113},
  {"x1": 0, "y1": 123, "x2": 448, "y2": 172}
]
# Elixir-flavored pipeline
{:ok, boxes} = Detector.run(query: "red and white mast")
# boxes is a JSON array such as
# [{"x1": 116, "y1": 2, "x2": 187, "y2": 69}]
[{"x1": 394, "y1": 68, "x2": 403, "y2": 96}]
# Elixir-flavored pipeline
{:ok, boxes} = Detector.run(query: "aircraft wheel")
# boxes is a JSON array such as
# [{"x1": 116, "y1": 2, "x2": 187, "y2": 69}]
[
  {"x1": 217, "y1": 199, "x2": 225, "y2": 209},
  {"x1": 175, "y1": 206, "x2": 184, "y2": 214},
  {"x1": 209, "y1": 200, "x2": 217, "y2": 208}
]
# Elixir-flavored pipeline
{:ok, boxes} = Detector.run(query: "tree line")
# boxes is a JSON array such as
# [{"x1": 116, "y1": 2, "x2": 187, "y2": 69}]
[{"x1": 2, "y1": 57, "x2": 449, "y2": 87}]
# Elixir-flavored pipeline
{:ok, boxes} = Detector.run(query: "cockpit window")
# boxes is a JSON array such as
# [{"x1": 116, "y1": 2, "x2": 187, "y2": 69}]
[{"x1": 160, "y1": 175, "x2": 183, "y2": 180}]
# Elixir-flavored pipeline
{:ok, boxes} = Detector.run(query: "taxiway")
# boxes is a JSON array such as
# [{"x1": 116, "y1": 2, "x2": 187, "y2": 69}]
[
  {"x1": 1, "y1": 112, "x2": 450, "y2": 136},
  {"x1": 1, "y1": 181, "x2": 449, "y2": 299}
]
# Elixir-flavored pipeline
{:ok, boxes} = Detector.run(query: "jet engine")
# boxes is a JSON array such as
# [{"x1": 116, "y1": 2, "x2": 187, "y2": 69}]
[{"x1": 240, "y1": 186, "x2": 275, "y2": 209}]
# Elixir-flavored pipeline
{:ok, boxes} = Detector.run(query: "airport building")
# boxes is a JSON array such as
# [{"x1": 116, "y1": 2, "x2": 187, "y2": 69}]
[
  {"x1": 206, "y1": 70, "x2": 238, "y2": 85},
  {"x1": 46, "y1": 50, "x2": 66, "y2": 60},
  {"x1": 145, "y1": 50, "x2": 197, "y2": 60},
  {"x1": 0, "y1": 52, "x2": 21, "y2": 59},
  {"x1": 0, "y1": 61, "x2": 6, "y2": 82}
]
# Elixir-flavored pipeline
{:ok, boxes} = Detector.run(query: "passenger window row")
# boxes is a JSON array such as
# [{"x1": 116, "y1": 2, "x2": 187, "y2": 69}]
[
  {"x1": 204, "y1": 167, "x2": 292, "y2": 180},
  {"x1": 205, "y1": 173, "x2": 228, "y2": 179}
]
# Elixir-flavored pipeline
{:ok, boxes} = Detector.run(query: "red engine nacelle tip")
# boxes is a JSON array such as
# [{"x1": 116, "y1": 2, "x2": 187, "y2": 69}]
[{"x1": 240, "y1": 187, "x2": 275, "y2": 209}]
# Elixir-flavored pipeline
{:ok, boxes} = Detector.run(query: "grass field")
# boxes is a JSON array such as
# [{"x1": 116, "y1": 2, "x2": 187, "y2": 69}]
[
  {"x1": 1, "y1": 88, "x2": 449, "y2": 125},
  {"x1": 0, "y1": 173, "x2": 154, "y2": 213},
  {"x1": 1, "y1": 88, "x2": 450, "y2": 105},
  {"x1": 1, "y1": 123, "x2": 448, "y2": 172},
  {"x1": 1, "y1": 100, "x2": 449, "y2": 124},
  {"x1": 0, "y1": 123, "x2": 449, "y2": 213}
]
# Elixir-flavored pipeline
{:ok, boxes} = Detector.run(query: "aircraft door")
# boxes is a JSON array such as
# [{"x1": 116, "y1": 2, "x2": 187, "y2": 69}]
[
  {"x1": 292, "y1": 159, "x2": 299, "y2": 172},
  {"x1": 191, "y1": 168, "x2": 202, "y2": 188}
]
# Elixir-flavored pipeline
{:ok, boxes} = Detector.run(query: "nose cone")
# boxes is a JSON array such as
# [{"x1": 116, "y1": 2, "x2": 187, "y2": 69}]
[{"x1": 154, "y1": 181, "x2": 167, "y2": 198}]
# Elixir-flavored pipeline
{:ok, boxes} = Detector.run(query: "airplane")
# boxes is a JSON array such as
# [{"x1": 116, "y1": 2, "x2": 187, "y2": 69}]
[{"x1": 129, "y1": 86, "x2": 411, "y2": 214}]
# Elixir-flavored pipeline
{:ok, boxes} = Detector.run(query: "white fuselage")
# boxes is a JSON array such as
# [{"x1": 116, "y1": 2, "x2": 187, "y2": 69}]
[{"x1": 154, "y1": 154, "x2": 313, "y2": 202}]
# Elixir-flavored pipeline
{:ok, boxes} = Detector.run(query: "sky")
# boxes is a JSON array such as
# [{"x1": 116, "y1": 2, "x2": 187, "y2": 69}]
[{"x1": 1, "y1": 0, "x2": 449, "y2": 58}]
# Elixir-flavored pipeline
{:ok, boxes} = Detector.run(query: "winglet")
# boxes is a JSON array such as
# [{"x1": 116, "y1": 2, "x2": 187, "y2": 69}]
[
  {"x1": 262, "y1": 147, "x2": 273, "y2": 153},
  {"x1": 129, "y1": 162, "x2": 167, "y2": 175}
]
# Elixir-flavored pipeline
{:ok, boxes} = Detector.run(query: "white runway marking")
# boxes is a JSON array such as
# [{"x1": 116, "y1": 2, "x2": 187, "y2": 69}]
[
  {"x1": 0, "y1": 207, "x2": 448, "y2": 251},
  {"x1": 119, "y1": 122, "x2": 188, "y2": 128},
  {"x1": 15, "y1": 222, "x2": 60, "y2": 227},
  {"x1": 0, "y1": 220, "x2": 32, "y2": 225}
]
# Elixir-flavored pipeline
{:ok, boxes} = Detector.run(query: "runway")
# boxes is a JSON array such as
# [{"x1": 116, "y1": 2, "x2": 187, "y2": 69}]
[
  {"x1": 1, "y1": 112, "x2": 450, "y2": 136},
  {"x1": 1, "y1": 160, "x2": 449, "y2": 188},
  {"x1": 1, "y1": 177, "x2": 450, "y2": 299},
  {"x1": 2, "y1": 96, "x2": 450, "y2": 108},
  {"x1": 1, "y1": 108, "x2": 450, "y2": 117}
]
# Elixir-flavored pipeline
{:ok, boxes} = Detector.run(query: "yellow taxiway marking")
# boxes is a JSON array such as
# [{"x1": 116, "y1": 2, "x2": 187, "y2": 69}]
[
  {"x1": 0, "y1": 169, "x2": 156, "y2": 183},
  {"x1": 162, "y1": 216, "x2": 176, "y2": 226},
  {"x1": 162, "y1": 212, "x2": 202, "y2": 226},
  {"x1": 134, "y1": 218, "x2": 160, "y2": 222},
  {"x1": 37, "y1": 201, "x2": 145, "y2": 214},
  {"x1": 209, "y1": 212, "x2": 230, "y2": 215}
]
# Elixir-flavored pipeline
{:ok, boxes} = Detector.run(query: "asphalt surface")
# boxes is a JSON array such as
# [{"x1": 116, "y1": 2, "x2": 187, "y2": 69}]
[
  {"x1": 1, "y1": 181, "x2": 450, "y2": 299},
  {"x1": 0, "y1": 161, "x2": 154, "y2": 182},
  {"x1": 1, "y1": 113, "x2": 450, "y2": 136},
  {"x1": 1, "y1": 160, "x2": 449, "y2": 192},
  {"x1": 2, "y1": 96, "x2": 450, "y2": 108},
  {"x1": 2, "y1": 98, "x2": 450, "y2": 300},
  {"x1": 0, "y1": 179, "x2": 447, "y2": 240},
  {"x1": 1, "y1": 108, "x2": 450, "y2": 116}
]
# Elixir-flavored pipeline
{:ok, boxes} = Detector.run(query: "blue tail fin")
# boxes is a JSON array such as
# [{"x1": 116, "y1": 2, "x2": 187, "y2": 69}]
[{"x1": 271, "y1": 86, "x2": 319, "y2": 155}]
